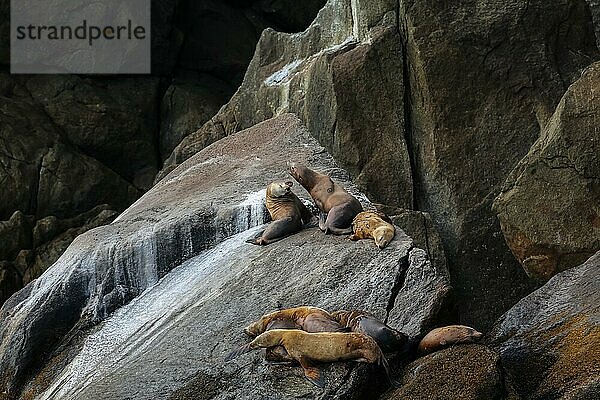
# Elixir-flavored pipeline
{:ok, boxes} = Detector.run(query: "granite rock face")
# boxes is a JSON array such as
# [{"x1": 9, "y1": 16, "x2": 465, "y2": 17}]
[
  {"x1": 493, "y1": 62, "x2": 600, "y2": 282},
  {"x1": 0, "y1": 115, "x2": 450, "y2": 400},
  {"x1": 489, "y1": 251, "x2": 600, "y2": 400}
]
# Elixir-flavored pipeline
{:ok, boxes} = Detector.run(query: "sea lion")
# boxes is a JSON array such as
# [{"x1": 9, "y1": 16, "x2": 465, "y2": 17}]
[
  {"x1": 349, "y1": 211, "x2": 396, "y2": 249},
  {"x1": 244, "y1": 306, "x2": 344, "y2": 337},
  {"x1": 226, "y1": 329, "x2": 396, "y2": 388},
  {"x1": 331, "y1": 310, "x2": 408, "y2": 353},
  {"x1": 288, "y1": 162, "x2": 363, "y2": 235},
  {"x1": 417, "y1": 325, "x2": 483, "y2": 355},
  {"x1": 247, "y1": 181, "x2": 314, "y2": 245},
  {"x1": 263, "y1": 319, "x2": 298, "y2": 363}
]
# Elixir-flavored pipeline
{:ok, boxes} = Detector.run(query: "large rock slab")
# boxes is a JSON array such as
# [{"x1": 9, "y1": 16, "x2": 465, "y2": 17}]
[
  {"x1": 0, "y1": 115, "x2": 449, "y2": 400},
  {"x1": 493, "y1": 62, "x2": 600, "y2": 282},
  {"x1": 489, "y1": 251, "x2": 600, "y2": 399},
  {"x1": 399, "y1": 0, "x2": 599, "y2": 329}
]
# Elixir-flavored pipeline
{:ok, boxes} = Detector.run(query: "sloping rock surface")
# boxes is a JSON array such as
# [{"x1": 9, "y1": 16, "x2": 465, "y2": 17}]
[
  {"x1": 493, "y1": 62, "x2": 600, "y2": 282},
  {"x1": 0, "y1": 115, "x2": 449, "y2": 400},
  {"x1": 489, "y1": 251, "x2": 600, "y2": 399}
]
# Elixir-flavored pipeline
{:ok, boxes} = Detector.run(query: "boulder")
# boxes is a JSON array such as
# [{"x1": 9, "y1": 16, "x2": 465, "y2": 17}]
[
  {"x1": 0, "y1": 212, "x2": 33, "y2": 261},
  {"x1": 493, "y1": 62, "x2": 600, "y2": 282},
  {"x1": 0, "y1": 115, "x2": 449, "y2": 400},
  {"x1": 489, "y1": 251, "x2": 600, "y2": 399},
  {"x1": 382, "y1": 345, "x2": 515, "y2": 400},
  {"x1": 399, "y1": 0, "x2": 599, "y2": 329}
]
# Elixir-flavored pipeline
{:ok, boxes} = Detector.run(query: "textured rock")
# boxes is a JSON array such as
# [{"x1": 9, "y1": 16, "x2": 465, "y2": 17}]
[
  {"x1": 251, "y1": 0, "x2": 327, "y2": 33},
  {"x1": 383, "y1": 345, "x2": 512, "y2": 400},
  {"x1": 588, "y1": 0, "x2": 600, "y2": 47},
  {"x1": 160, "y1": 73, "x2": 233, "y2": 160},
  {"x1": 489, "y1": 251, "x2": 600, "y2": 399},
  {"x1": 0, "y1": 212, "x2": 33, "y2": 261},
  {"x1": 493, "y1": 62, "x2": 600, "y2": 282},
  {"x1": 164, "y1": 2, "x2": 413, "y2": 208},
  {"x1": 399, "y1": 0, "x2": 599, "y2": 328},
  {"x1": 0, "y1": 114, "x2": 448, "y2": 400},
  {"x1": 24, "y1": 75, "x2": 160, "y2": 190}
]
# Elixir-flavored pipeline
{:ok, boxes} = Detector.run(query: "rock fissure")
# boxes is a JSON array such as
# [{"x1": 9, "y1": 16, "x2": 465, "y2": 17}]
[{"x1": 384, "y1": 249, "x2": 412, "y2": 324}]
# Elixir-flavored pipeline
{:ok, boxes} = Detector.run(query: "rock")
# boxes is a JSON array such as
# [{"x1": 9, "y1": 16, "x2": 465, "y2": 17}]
[
  {"x1": 399, "y1": 0, "x2": 599, "y2": 329},
  {"x1": 0, "y1": 262, "x2": 21, "y2": 309},
  {"x1": 0, "y1": 211, "x2": 33, "y2": 260},
  {"x1": 150, "y1": 0, "x2": 182, "y2": 75},
  {"x1": 36, "y1": 144, "x2": 139, "y2": 220},
  {"x1": 588, "y1": 0, "x2": 600, "y2": 47},
  {"x1": 160, "y1": 73, "x2": 234, "y2": 160},
  {"x1": 24, "y1": 75, "x2": 160, "y2": 190},
  {"x1": 489, "y1": 251, "x2": 600, "y2": 399},
  {"x1": 0, "y1": 115, "x2": 449, "y2": 399},
  {"x1": 23, "y1": 206, "x2": 119, "y2": 285},
  {"x1": 493, "y1": 62, "x2": 600, "y2": 282},
  {"x1": 0, "y1": 0, "x2": 7, "y2": 65},
  {"x1": 164, "y1": 2, "x2": 413, "y2": 208},
  {"x1": 0, "y1": 87, "x2": 61, "y2": 220},
  {"x1": 382, "y1": 345, "x2": 515, "y2": 400}
]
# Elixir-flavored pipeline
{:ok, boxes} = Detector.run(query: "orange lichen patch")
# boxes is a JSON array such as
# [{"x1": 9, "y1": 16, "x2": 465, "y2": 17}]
[{"x1": 532, "y1": 315, "x2": 600, "y2": 398}]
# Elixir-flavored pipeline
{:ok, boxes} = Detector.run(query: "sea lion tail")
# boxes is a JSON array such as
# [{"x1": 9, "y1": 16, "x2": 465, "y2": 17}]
[{"x1": 224, "y1": 343, "x2": 253, "y2": 361}]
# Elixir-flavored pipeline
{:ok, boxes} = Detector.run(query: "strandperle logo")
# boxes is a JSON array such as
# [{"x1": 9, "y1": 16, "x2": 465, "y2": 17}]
[{"x1": 11, "y1": 0, "x2": 150, "y2": 74}]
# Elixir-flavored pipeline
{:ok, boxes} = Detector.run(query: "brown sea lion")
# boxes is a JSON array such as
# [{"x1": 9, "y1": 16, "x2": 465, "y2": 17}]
[
  {"x1": 226, "y1": 329, "x2": 396, "y2": 388},
  {"x1": 349, "y1": 211, "x2": 396, "y2": 249},
  {"x1": 288, "y1": 162, "x2": 363, "y2": 235},
  {"x1": 243, "y1": 306, "x2": 344, "y2": 337},
  {"x1": 263, "y1": 319, "x2": 298, "y2": 364},
  {"x1": 331, "y1": 310, "x2": 408, "y2": 353},
  {"x1": 417, "y1": 325, "x2": 483, "y2": 355},
  {"x1": 247, "y1": 181, "x2": 314, "y2": 245}
]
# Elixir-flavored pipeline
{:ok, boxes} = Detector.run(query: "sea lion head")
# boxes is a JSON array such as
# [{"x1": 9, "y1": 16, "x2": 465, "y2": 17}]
[
  {"x1": 373, "y1": 226, "x2": 395, "y2": 249},
  {"x1": 287, "y1": 162, "x2": 305, "y2": 184},
  {"x1": 267, "y1": 180, "x2": 293, "y2": 198},
  {"x1": 244, "y1": 319, "x2": 267, "y2": 337}
]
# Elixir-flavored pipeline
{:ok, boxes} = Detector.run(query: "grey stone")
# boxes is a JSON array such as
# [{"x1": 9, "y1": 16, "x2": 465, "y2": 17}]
[
  {"x1": 493, "y1": 62, "x2": 600, "y2": 282},
  {"x1": 489, "y1": 251, "x2": 600, "y2": 400}
]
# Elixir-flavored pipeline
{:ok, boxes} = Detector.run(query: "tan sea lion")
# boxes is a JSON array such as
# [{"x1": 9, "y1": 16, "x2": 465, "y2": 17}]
[
  {"x1": 263, "y1": 319, "x2": 298, "y2": 364},
  {"x1": 288, "y1": 162, "x2": 363, "y2": 235},
  {"x1": 417, "y1": 325, "x2": 483, "y2": 355},
  {"x1": 247, "y1": 181, "x2": 314, "y2": 245},
  {"x1": 349, "y1": 211, "x2": 396, "y2": 249},
  {"x1": 331, "y1": 310, "x2": 408, "y2": 353},
  {"x1": 244, "y1": 306, "x2": 344, "y2": 337},
  {"x1": 226, "y1": 329, "x2": 396, "y2": 388}
]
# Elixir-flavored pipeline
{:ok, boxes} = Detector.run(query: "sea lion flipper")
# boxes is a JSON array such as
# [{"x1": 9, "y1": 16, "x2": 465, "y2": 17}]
[
  {"x1": 299, "y1": 356, "x2": 325, "y2": 388},
  {"x1": 245, "y1": 231, "x2": 266, "y2": 245},
  {"x1": 225, "y1": 343, "x2": 253, "y2": 361}
]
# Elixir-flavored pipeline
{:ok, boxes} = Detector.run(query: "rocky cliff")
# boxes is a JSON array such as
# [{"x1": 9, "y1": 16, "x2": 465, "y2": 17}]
[{"x1": 0, "y1": 0, "x2": 599, "y2": 399}]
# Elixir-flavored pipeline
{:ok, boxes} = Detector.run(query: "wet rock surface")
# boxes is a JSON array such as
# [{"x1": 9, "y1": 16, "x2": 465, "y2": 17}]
[
  {"x1": 493, "y1": 62, "x2": 600, "y2": 282},
  {"x1": 0, "y1": 114, "x2": 450, "y2": 399},
  {"x1": 489, "y1": 251, "x2": 600, "y2": 399}
]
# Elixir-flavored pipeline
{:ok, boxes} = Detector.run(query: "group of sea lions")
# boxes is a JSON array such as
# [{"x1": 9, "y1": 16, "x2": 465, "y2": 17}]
[
  {"x1": 227, "y1": 306, "x2": 483, "y2": 388},
  {"x1": 247, "y1": 162, "x2": 396, "y2": 248},
  {"x1": 231, "y1": 164, "x2": 482, "y2": 388}
]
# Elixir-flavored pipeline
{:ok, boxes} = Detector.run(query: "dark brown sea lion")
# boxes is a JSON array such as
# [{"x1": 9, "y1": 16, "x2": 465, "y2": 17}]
[
  {"x1": 226, "y1": 329, "x2": 396, "y2": 388},
  {"x1": 417, "y1": 325, "x2": 483, "y2": 355},
  {"x1": 243, "y1": 306, "x2": 344, "y2": 337},
  {"x1": 331, "y1": 310, "x2": 408, "y2": 353},
  {"x1": 349, "y1": 211, "x2": 396, "y2": 249},
  {"x1": 247, "y1": 181, "x2": 314, "y2": 245},
  {"x1": 288, "y1": 162, "x2": 363, "y2": 235}
]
